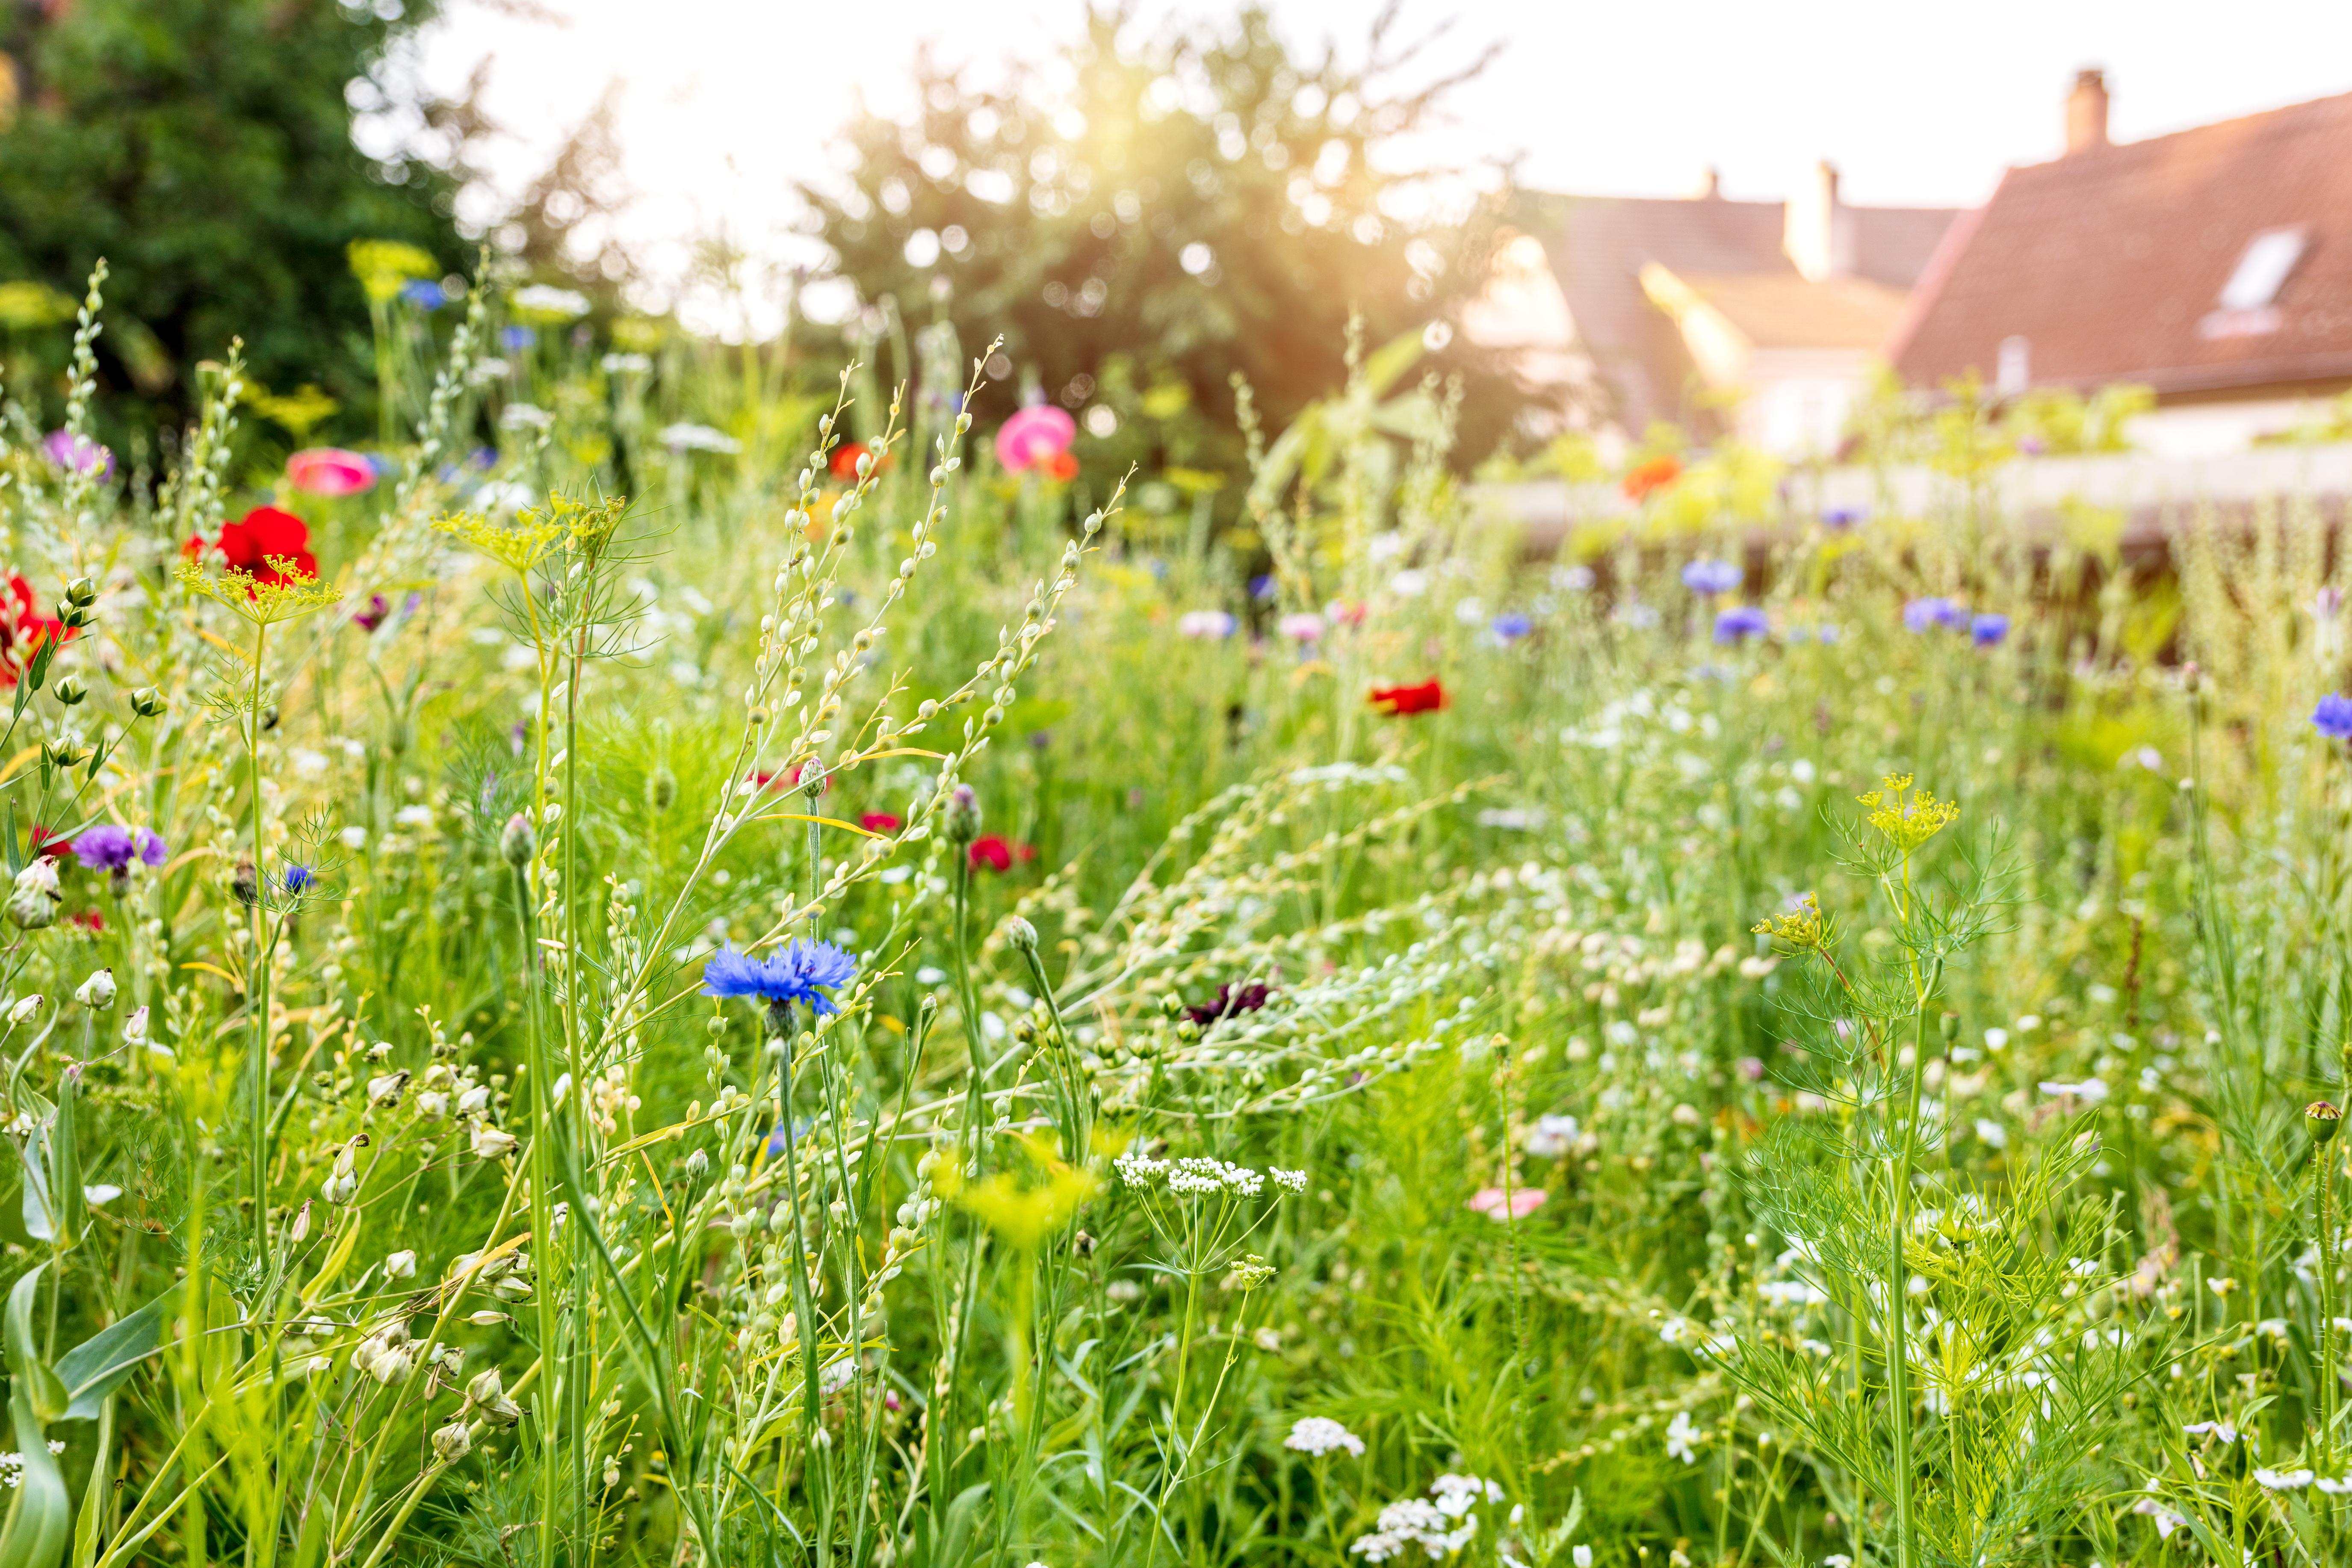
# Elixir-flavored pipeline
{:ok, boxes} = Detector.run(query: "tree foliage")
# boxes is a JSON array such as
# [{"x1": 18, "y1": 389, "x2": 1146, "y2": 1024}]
[
  {"x1": 799, "y1": 3, "x2": 1516, "y2": 496},
  {"x1": 0, "y1": 0, "x2": 463, "y2": 426}
]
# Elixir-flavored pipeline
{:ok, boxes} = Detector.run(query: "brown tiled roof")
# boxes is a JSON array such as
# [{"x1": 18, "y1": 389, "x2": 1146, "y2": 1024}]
[
  {"x1": 1675, "y1": 271, "x2": 1910, "y2": 351},
  {"x1": 1892, "y1": 89, "x2": 2352, "y2": 396},
  {"x1": 1520, "y1": 192, "x2": 1958, "y2": 433}
]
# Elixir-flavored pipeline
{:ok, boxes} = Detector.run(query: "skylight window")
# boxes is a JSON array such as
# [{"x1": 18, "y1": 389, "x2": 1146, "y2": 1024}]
[{"x1": 2218, "y1": 227, "x2": 2307, "y2": 311}]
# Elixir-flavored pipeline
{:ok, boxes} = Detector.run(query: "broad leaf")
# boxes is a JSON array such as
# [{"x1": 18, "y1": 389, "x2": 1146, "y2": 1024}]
[
  {"x1": 0, "y1": 1388, "x2": 67, "y2": 1568},
  {"x1": 3, "y1": 1267, "x2": 65, "y2": 1423},
  {"x1": 53, "y1": 1289, "x2": 171, "y2": 1421}
]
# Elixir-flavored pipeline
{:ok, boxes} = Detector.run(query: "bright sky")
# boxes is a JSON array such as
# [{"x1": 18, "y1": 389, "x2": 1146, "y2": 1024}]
[{"x1": 413, "y1": 0, "x2": 2352, "y2": 333}]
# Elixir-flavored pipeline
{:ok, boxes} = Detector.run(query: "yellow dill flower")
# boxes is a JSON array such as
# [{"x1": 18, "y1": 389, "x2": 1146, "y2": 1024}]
[
  {"x1": 436, "y1": 492, "x2": 627, "y2": 575},
  {"x1": 947, "y1": 1131, "x2": 1097, "y2": 1250},
  {"x1": 1860, "y1": 773, "x2": 1958, "y2": 853},
  {"x1": 174, "y1": 557, "x2": 343, "y2": 627},
  {"x1": 1752, "y1": 893, "x2": 1829, "y2": 952}
]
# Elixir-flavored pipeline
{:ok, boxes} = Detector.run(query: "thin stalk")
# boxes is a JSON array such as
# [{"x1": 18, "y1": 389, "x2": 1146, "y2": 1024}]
[
  {"x1": 513, "y1": 861, "x2": 560, "y2": 1568},
  {"x1": 246, "y1": 620, "x2": 269, "y2": 1256}
]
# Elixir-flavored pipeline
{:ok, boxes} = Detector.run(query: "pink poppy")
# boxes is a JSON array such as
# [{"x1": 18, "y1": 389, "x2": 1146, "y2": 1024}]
[
  {"x1": 1466, "y1": 1187, "x2": 1545, "y2": 1221},
  {"x1": 286, "y1": 448, "x2": 378, "y2": 497},
  {"x1": 994, "y1": 406, "x2": 1077, "y2": 473}
]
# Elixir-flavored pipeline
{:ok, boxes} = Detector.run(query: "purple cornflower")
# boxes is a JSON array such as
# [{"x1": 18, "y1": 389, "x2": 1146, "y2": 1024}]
[
  {"x1": 1490, "y1": 611, "x2": 1534, "y2": 643},
  {"x1": 1713, "y1": 606, "x2": 1770, "y2": 643},
  {"x1": 1903, "y1": 596, "x2": 1967, "y2": 633},
  {"x1": 1822, "y1": 507, "x2": 1864, "y2": 531},
  {"x1": 1681, "y1": 559, "x2": 1742, "y2": 596},
  {"x1": 701, "y1": 939, "x2": 859, "y2": 1016},
  {"x1": 1971, "y1": 613, "x2": 2010, "y2": 647},
  {"x1": 2314, "y1": 694, "x2": 2352, "y2": 740},
  {"x1": 71, "y1": 825, "x2": 166, "y2": 872}
]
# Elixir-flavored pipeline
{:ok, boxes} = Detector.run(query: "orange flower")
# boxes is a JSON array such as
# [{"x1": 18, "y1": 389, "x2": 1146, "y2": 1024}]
[
  {"x1": 1621, "y1": 454, "x2": 1681, "y2": 502},
  {"x1": 1368, "y1": 679, "x2": 1446, "y2": 717}
]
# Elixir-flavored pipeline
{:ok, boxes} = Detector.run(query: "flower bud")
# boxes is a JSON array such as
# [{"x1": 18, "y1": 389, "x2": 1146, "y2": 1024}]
[
  {"x1": 943, "y1": 783, "x2": 981, "y2": 846},
  {"x1": 499, "y1": 812, "x2": 536, "y2": 868},
  {"x1": 649, "y1": 767, "x2": 677, "y2": 812},
  {"x1": 431, "y1": 1419, "x2": 473, "y2": 1462},
  {"x1": 9, "y1": 859, "x2": 60, "y2": 930},
  {"x1": 684, "y1": 1148, "x2": 709, "y2": 1181},
  {"x1": 384, "y1": 1249, "x2": 417, "y2": 1279},
  {"x1": 50, "y1": 676, "x2": 85, "y2": 707},
  {"x1": 2311, "y1": 1100, "x2": 2342, "y2": 1145},
  {"x1": 130, "y1": 687, "x2": 165, "y2": 718},
  {"x1": 470, "y1": 1123, "x2": 519, "y2": 1160},
  {"x1": 9, "y1": 995, "x2": 42, "y2": 1025},
  {"x1": 64, "y1": 578, "x2": 96, "y2": 609},
  {"x1": 73, "y1": 966, "x2": 115, "y2": 1009},
  {"x1": 231, "y1": 858, "x2": 258, "y2": 908},
  {"x1": 1005, "y1": 916, "x2": 1038, "y2": 954}
]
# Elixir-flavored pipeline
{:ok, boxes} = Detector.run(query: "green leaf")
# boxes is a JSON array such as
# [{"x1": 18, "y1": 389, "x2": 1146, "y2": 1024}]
[
  {"x1": 17, "y1": 1135, "x2": 50, "y2": 1244},
  {"x1": 53, "y1": 1289, "x2": 171, "y2": 1421},
  {"x1": 44, "y1": 1080, "x2": 80, "y2": 1255},
  {"x1": 2, "y1": 1267, "x2": 65, "y2": 1429},
  {"x1": 0, "y1": 1386, "x2": 68, "y2": 1568}
]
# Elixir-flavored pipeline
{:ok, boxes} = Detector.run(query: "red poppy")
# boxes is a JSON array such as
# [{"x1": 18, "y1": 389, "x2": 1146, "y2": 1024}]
[
  {"x1": 860, "y1": 812, "x2": 903, "y2": 834},
  {"x1": 0, "y1": 579, "x2": 69, "y2": 688},
  {"x1": 26, "y1": 823, "x2": 70, "y2": 860},
  {"x1": 1621, "y1": 454, "x2": 1681, "y2": 502},
  {"x1": 186, "y1": 505, "x2": 319, "y2": 585},
  {"x1": 1043, "y1": 450, "x2": 1079, "y2": 483},
  {"x1": 68, "y1": 910, "x2": 103, "y2": 934},
  {"x1": 1369, "y1": 679, "x2": 1446, "y2": 717},
  {"x1": 967, "y1": 835, "x2": 1038, "y2": 872}
]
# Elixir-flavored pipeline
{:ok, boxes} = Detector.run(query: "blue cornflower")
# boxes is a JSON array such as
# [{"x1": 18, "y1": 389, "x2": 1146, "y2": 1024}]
[
  {"x1": 1491, "y1": 611, "x2": 1534, "y2": 643},
  {"x1": 400, "y1": 279, "x2": 447, "y2": 311},
  {"x1": 1248, "y1": 574, "x2": 1277, "y2": 602},
  {"x1": 1681, "y1": 559, "x2": 1742, "y2": 596},
  {"x1": 1822, "y1": 507, "x2": 1865, "y2": 531},
  {"x1": 2314, "y1": 694, "x2": 2352, "y2": 740},
  {"x1": 1971, "y1": 613, "x2": 2011, "y2": 647},
  {"x1": 1713, "y1": 605, "x2": 1770, "y2": 643},
  {"x1": 701, "y1": 939, "x2": 859, "y2": 1016},
  {"x1": 1903, "y1": 596, "x2": 1967, "y2": 633},
  {"x1": 501, "y1": 325, "x2": 537, "y2": 350},
  {"x1": 283, "y1": 864, "x2": 318, "y2": 894}
]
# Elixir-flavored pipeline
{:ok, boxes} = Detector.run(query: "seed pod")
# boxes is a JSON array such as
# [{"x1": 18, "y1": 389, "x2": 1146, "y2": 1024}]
[{"x1": 2310, "y1": 1101, "x2": 2342, "y2": 1144}]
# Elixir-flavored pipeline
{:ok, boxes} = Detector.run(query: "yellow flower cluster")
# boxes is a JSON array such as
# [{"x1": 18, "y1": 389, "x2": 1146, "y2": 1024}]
[
  {"x1": 1856, "y1": 773, "x2": 1959, "y2": 853},
  {"x1": 434, "y1": 491, "x2": 626, "y2": 576},
  {"x1": 1752, "y1": 892, "x2": 1828, "y2": 953},
  {"x1": 173, "y1": 557, "x2": 343, "y2": 627}
]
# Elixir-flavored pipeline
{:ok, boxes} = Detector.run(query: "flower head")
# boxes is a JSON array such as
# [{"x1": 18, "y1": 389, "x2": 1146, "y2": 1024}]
[
  {"x1": 1903, "y1": 596, "x2": 1967, "y2": 633},
  {"x1": 1185, "y1": 981, "x2": 1271, "y2": 1027},
  {"x1": 283, "y1": 864, "x2": 318, "y2": 895},
  {"x1": 1489, "y1": 611, "x2": 1534, "y2": 643},
  {"x1": 0, "y1": 578, "x2": 70, "y2": 687},
  {"x1": 1467, "y1": 1187, "x2": 1545, "y2": 1220},
  {"x1": 1368, "y1": 679, "x2": 1445, "y2": 717},
  {"x1": 1971, "y1": 612, "x2": 2010, "y2": 647},
  {"x1": 968, "y1": 836, "x2": 1037, "y2": 872},
  {"x1": 1278, "y1": 612, "x2": 1327, "y2": 644},
  {"x1": 1713, "y1": 606, "x2": 1770, "y2": 643},
  {"x1": 2314, "y1": 694, "x2": 2352, "y2": 740},
  {"x1": 1622, "y1": 453, "x2": 1680, "y2": 501},
  {"x1": 201, "y1": 505, "x2": 320, "y2": 585},
  {"x1": 1178, "y1": 609, "x2": 1237, "y2": 639},
  {"x1": 42, "y1": 431, "x2": 113, "y2": 481},
  {"x1": 70, "y1": 826, "x2": 165, "y2": 873},
  {"x1": 1856, "y1": 774, "x2": 1959, "y2": 853},
  {"x1": 700, "y1": 939, "x2": 859, "y2": 1016},
  {"x1": 287, "y1": 449, "x2": 376, "y2": 498},
  {"x1": 1284, "y1": 1416, "x2": 1365, "y2": 1457},
  {"x1": 995, "y1": 406, "x2": 1077, "y2": 474},
  {"x1": 1681, "y1": 558, "x2": 1741, "y2": 596},
  {"x1": 860, "y1": 812, "x2": 903, "y2": 834}
]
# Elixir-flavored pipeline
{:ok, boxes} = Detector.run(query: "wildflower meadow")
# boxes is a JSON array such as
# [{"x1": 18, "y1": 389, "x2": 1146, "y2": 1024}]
[{"x1": 0, "y1": 257, "x2": 2345, "y2": 1568}]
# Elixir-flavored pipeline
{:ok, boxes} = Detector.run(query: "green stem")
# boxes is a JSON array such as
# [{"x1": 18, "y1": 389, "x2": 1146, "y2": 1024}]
[{"x1": 247, "y1": 621, "x2": 269, "y2": 1257}]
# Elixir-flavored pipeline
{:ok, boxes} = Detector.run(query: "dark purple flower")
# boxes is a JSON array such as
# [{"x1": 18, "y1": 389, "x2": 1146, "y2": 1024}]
[
  {"x1": 1185, "y1": 981, "x2": 1271, "y2": 1027},
  {"x1": 353, "y1": 594, "x2": 393, "y2": 632},
  {"x1": 1713, "y1": 606, "x2": 1770, "y2": 643}
]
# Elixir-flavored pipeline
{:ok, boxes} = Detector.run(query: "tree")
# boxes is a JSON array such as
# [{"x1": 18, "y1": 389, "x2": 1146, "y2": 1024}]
[
  {"x1": 798, "y1": 3, "x2": 1517, "y2": 501},
  {"x1": 0, "y1": 0, "x2": 464, "y2": 429}
]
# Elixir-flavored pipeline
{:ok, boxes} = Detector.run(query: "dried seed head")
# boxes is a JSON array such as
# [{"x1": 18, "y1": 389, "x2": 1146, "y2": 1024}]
[{"x1": 2310, "y1": 1101, "x2": 2342, "y2": 1144}]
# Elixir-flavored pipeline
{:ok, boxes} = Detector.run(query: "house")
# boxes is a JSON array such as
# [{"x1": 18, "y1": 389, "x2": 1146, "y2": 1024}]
[
  {"x1": 1892, "y1": 71, "x2": 2352, "y2": 458},
  {"x1": 1473, "y1": 170, "x2": 1960, "y2": 456}
]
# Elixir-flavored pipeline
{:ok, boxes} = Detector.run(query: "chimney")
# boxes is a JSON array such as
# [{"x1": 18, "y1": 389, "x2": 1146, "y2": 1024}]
[
  {"x1": 2066, "y1": 68, "x2": 2109, "y2": 154},
  {"x1": 1784, "y1": 160, "x2": 1853, "y2": 282}
]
